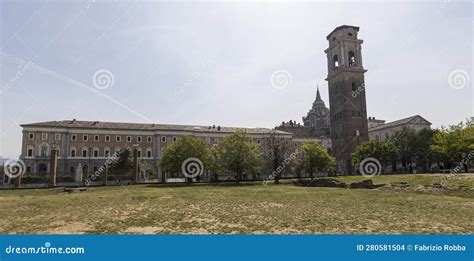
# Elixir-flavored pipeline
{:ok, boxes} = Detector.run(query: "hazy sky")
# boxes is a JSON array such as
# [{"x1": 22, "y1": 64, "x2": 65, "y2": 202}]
[{"x1": 1, "y1": 0, "x2": 472, "y2": 157}]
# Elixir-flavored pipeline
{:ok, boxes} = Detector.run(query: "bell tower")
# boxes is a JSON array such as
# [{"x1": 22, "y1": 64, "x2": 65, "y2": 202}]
[{"x1": 325, "y1": 25, "x2": 369, "y2": 174}]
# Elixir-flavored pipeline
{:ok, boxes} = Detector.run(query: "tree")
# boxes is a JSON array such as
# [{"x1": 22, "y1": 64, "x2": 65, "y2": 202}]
[
  {"x1": 352, "y1": 139, "x2": 399, "y2": 172},
  {"x1": 264, "y1": 129, "x2": 291, "y2": 183},
  {"x1": 301, "y1": 140, "x2": 335, "y2": 179},
  {"x1": 431, "y1": 119, "x2": 474, "y2": 171},
  {"x1": 207, "y1": 146, "x2": 221, "y2": 182},
  {"x1": 108, "y1": 148, "x2": 133, "y2": 176},
  {"x1": 219, "y1": 130, "x2": 262, "y2": 183},
  {"x1": 159, "y1": 136, "x2": 211, "y2": 184},
  {"x1": 392, "y1": 128, "x2": 418, "y2": 169}
]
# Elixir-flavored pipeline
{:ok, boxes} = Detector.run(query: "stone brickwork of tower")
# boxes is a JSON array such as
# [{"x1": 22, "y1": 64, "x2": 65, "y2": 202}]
[{"x1": 325, "y1": 25, "x2": 369, "y2": 174}]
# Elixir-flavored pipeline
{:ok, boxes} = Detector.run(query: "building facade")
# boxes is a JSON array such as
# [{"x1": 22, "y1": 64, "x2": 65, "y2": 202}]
[{"x1": 19, "y1": 120, "x2": 293, "y2": 181}]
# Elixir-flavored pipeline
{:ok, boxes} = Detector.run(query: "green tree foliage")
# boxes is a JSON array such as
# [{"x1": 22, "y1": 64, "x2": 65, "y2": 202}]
[
  {"x1": 108, "y1": 148, "x2": 133, "y2": 176},
  {"x1": 352, "y1": 139, "x2": 399, "y2": 171},
  {"x1": 219, "y1": 130, "x2": 262, "y2": 183},
  {"x1": 159, "y1": 136, "x2": 211, "y2": 183},
  {"x1": 301, "y1": 140, "x2": 335, "y2": 179},
  {"x1": 431, "y1": 119, "x2": 474, "y2": 170},
  {"x1": 264, "y1": 130, "x2": 291, "y2": 183}
]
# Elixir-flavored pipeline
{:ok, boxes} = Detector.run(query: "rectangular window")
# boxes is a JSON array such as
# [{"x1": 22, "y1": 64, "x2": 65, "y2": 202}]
[
  {"x1": 257, "y1": 139, "x2": 261, "y2": 144},
  {"x1": 137, "y1": 136, "x2": 142, "y2": 142},
  {"x1": 41, "y1": 133, "x2": 48, "y2": 140},
  {"x1": 27, "y1": 149, "x2": 33, "y2": 157},
  {"x1": 137, "y1": 150, "x2": 142, "y2": 158},
  {"x1": 105, "y1": 149, "x2": 110, "y2": 157},
  {"x1": 71, "y1": 134, "x2": 77, "y2": 141},
  {"x1": 28, "y1": 133, "x2": 34, "y2": 140},
  {"x1": 93, "y1": 149, "x2": 99, "y2": 157},
  {"x1": 147, "y1": 136, "x2": 152, "y2": 143},
  {"x1": 105, "y1": 135, "x2": 110, "y2": 142},
  {"x1": 55, "y1": 134, "x2": 61, "y2": 141},
  {"x1": 83, "y1": 135, "x2": 88, "y2": 141},
  {"x1": 71, "y1": 149, "x2": 76, "y2": 157},
  {"x1": 82, "y1": 150, "x2": 87, "y2": 157},
  {"x1": 172, "y1": 136, "x2": 177, "y2": 142},
  {"x1": 116, "y1": 136, "x2": 121, "y2": 142},
  {"x1": 147, "y1": 150, "x2": 152, "y2": 158},
  {"x1": 126, "y1": 136, "x2": 131, "y2": 142},
  {"x1": 161, "y1": 136, "x2": 166, "y2": 142},
  {"x1": 94, "y1": 135, "x2": 99, "y2": 141}
]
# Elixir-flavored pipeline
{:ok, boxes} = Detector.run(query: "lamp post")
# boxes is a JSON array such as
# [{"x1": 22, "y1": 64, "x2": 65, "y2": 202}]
[
  {"x1": 49, "y1": 142, "x2": 59, "y2": 187},
  {"x1": 132, "y1": 144, "x2": 139, "y2": 184}
]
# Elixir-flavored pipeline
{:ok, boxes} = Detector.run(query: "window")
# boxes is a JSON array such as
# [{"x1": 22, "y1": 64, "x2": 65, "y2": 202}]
[
  {"x1": 172, "y1": 136, "x2": 177, "y2": 142},
  {"x1": 27, "y1": 148, "x2": 33, "y2": 157},
  {"x1": 146, "y1": 149, "x2": 152, "y2": 158},
  {"x1": 40, "y1": 144, "x2": 48, "y2": 157},
  {"x1": 257, "y1": 139, "x2": 261, "y2": 144},
  {"x1": 333, "y1": 55, "x2": 339, "y2": 68},
  {"x1": 161, "y1": 136, "x2": 166, "y2": 142},
  {"x1": 70, "y1": 148, "x2": 76, "y2": 157},
  {"x1": 94, "y1": 135, "x2": 99, "y2": 141},
  {"x1": 70, "y1": 166, "x2": 75, "y2": 173},
  {"x1": 348, "y1": 32, "x2": 353, "y2": 37},
  {"x1": 137, "y1": 150, "x2": 142, "y2": 158},
  {"x1": 93, "y1": 149, "x2": 99, "y2": 158},
  {"x1": 104, "y1": 148, "x2": 110, "y2": 157},
  {"x1": 352, "y1": 82, "x2": 357, "y2": 92},
  {"x1": 41, "y1": 133, "x2": 48, "y2": 140},
  {"x1": 126, "y1": 136, "x2": 131, "y2": 142},
  {"x1": 105, "y1": 135, "x2": 110, "y2": 142},
  {"x1": 137, "y1": 136, "x2": 142, "y2": 142},
  {"x1": 27, "y1": 166, "x2": 31, "y2": 173},
  {"x1": 348, "y1": 51, "x2": 356, "y2": 67},
  {"x1": 71, "y1": 134, "x2": 77, "y2": 141},
  {"x1": 83, "y1": 135, "x2": 88, "y2": 141},
  {"x1": 116, "y1": 136, "x2": 121, "y2": 142},
  {"x1": 82, "y1": 148, "x2": 88, "y2": 157},
  {"x1": 55, "y1": 134, "x2": 61, "y2": 141},
  {"x1": 147, "y1": 136, "x2": 152, "y2": 143},
  {"x1": 28, "y1": 133, "x2": 34, "y2": 140}
]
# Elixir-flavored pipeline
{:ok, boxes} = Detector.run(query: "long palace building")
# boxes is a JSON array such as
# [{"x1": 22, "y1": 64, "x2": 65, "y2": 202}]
[
  {"x1": 19, "y1": 120, "x2": 294, "y2": 181},
  {"x1": 16, "y1": 25, "x2": 432, "y2": 180}
]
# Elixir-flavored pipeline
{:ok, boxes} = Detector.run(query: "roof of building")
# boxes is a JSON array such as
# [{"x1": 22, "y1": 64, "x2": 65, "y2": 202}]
[
  {"x1": 20, "y1": 120, "x2": 292, "y2": 135},
  {"x1": 368, "y1": 115, "x2": 431, "y2": 132},
  {"x1": 326, "y1": 25, "x2": 360, "y2": 39}
]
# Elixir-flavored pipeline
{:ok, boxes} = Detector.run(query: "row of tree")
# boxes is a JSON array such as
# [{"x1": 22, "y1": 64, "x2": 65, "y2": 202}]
[
  {"x1": 158, "y1": 130, "x2": 335, "y2": 183},
  {"x1": 352, "y1": 119, "x2": 474, "y2": 172}
]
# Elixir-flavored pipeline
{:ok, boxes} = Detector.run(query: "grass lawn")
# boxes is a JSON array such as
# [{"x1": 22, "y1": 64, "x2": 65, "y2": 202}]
[{"x1": 0, "y1": 174, "x2": 473, "y2": 234}]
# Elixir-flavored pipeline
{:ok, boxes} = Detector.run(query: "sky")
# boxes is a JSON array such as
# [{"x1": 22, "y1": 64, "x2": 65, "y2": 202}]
[{"x1": 0, "y1": 0, "x2": 473, "y2": 158}]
